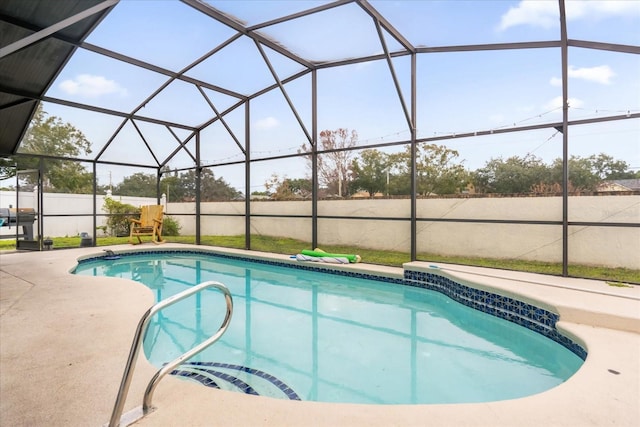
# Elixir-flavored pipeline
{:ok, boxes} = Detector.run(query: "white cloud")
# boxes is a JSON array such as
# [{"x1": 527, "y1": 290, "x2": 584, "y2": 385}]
[
  {"x1": 550, "y1": 76, "x2": 562, "y2": 87},
  {"x1": 59, "y1": 74, "x2": 127, "y2": 98},
  {"x1": 544, "y1": 95, "x2": 584, "y2": 111},
  {"x1": 254, "y1": 116, "x2": 279, "y2": 130},
  {"x1": 549, "y1": 65, "x2": 615, "y2": 86},
  {"x1": 568, "y1": 65, "x2": 615, "y2": 85},
  {"x1": 498, "y1": 1, "x2": 557, "y2": 31},
  {"x1": 567, "y1": 0, "x2": 640, "y2": 18},
  {"x1": 566, "y1": 97, "x2": 584, "y2": 109},
  {"x1": 498, "y1": 0, "x2": 640, "y2": 31}
]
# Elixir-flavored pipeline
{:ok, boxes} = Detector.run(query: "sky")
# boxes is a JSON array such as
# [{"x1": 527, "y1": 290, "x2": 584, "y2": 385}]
[{"x1": 13, "y1": 0, "x2": 640, "y2": 193}]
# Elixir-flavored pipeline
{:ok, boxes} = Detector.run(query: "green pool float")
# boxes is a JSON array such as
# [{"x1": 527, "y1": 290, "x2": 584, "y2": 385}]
[{"x1": 300, "y1": 249, "x2": 361, "y2": 263}]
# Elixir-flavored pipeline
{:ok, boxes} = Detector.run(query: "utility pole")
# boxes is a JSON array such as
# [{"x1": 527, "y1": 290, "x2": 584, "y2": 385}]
[{"x1": 386, "y1": 168, "x2": 390, "y2": 196}]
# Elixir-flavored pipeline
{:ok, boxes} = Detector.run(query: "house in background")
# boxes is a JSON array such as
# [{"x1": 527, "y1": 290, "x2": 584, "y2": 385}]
[{"x1": 597, "y1": 179, "x2": 640, "y2": 192}]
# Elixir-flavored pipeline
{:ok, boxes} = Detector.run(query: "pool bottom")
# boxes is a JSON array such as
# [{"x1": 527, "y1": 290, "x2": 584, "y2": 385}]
[{"x1": 77, "y1": 248, "x2": 586, "y2": 361}]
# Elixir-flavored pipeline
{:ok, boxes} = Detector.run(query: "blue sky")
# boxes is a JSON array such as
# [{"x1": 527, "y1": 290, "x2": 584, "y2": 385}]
[{"x1": 27, "y1": 0, "x2": 640, "y2": 193}]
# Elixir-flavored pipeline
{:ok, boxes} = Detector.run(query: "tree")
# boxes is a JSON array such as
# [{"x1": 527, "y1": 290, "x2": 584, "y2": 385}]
[
  {"x1": 588, "y1": 153, "x2": 635, "y2": 180},
  {"x1": 112, "y1": 168, "x2": 241, "y2": 201},
  {"x1": 415, "y1": 144, "x2": 468, "y2": 195},
  {"x1": 473, "y1": 155, "x2": 549, "y2": 194},
  {"x1": 547, "y1": 156, "x2": 600, "y2": 191},
  {"x1": 286, "y1": 178, "x2": 313, "y2": 198},
  {"x1": 114, "y1": 172, "x2": 158, "y2": 197},
  {"x1": 160, "y1": 174, "x2": 184, "y2": 202},
  {"x1": 0, "y1": 158, "x2": 16, "y2": 182},
  {"x1": 388, "y1": 143, "x2": 468, "y2": 196},
  {"x1": 265, "y1": 174, "x2": 312, "y2": 200},
  {"x1": 547, "y1": 153, "x2": 635, "y2": 191},
  {"x1": 180, "y1": 168, "x2": 242, "y2": 201},
  {"x1": 472, "y1": 153, "x2": 636, "y2": 194},
  {"x1": 0, "y1": 105, "x2": 94, "y2": 193},
  {"x1": 350, "y1": 149, "x2": 390, "y2": 197},
  {"x1": 299, "y1": 128, "x2": 357, "y2": 197},
  {"x1": 102, "y1": 197, "x2": 139, "y2": 237},
  {"x1": 250, "y1": 191, "x2": 269, "y2": 198}
]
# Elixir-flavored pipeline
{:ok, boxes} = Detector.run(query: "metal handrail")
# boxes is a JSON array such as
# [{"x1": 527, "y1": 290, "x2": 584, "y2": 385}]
[{"x1": 108, "y1": 281, "x2": 233, "y2": 427}]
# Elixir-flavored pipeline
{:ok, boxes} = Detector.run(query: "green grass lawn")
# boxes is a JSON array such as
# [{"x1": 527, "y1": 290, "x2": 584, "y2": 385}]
[{"x1": 1, "y1": 235, "x2": 637, "y2": 284}]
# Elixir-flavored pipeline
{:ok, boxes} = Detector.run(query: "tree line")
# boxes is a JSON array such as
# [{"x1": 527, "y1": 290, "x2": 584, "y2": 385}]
[
  {"x1": 264, "y1": 128, "x2": 638, "y2": 199},
  {"x1": 113, "y1": 168, "x2": 241, "y2": 201},
  {"x1": 1, "y1": 109, "x2": 636, "y2": 199}
]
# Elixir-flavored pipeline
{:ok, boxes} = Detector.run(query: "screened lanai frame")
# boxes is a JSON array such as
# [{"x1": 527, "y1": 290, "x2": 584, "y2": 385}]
[{"x1": 1, "y1": 0, "x2": 638, "y2": 279}]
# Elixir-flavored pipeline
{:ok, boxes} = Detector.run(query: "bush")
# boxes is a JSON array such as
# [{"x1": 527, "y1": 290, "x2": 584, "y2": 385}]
[
  {"x1": 162, "y1": 215, "x2": 181, "y2": 236},
  {"x1": 103, "y1": 198, "x2": 139, "y2": 237}
]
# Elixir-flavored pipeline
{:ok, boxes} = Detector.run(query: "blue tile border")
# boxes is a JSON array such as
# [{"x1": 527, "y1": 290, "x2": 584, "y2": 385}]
[
  {"x1": 77, "y1": 249, "x2": 587, "y2": 360},
  {"x1": 403, "y1": 269, "x2": 587, "y2": 360}
]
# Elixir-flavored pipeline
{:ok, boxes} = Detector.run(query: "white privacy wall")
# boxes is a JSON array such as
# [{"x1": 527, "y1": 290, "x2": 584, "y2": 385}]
[
  {"x1": 0, "y1": 191, "x2": 156, "y2": 238},
  {"x1": 1, "y1": 190, "x2": 637, "y2": 268},
  {"x1": 170, "y1": 195, "x2": 639, "y2": 269}
]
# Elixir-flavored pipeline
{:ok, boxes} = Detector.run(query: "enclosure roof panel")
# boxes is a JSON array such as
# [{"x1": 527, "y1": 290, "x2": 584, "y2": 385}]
[
  {"x1": 0, "y1": 0, "x2": 116, "y2": 155},
  {"x1": 0, "y1": 0, "x2": 638, "y2": 165}
]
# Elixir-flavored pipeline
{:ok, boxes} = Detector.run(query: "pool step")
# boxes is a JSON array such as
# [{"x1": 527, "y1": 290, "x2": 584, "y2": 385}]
[{"x1": 171, "y1": 361, "x2": 301, "y2": 400}]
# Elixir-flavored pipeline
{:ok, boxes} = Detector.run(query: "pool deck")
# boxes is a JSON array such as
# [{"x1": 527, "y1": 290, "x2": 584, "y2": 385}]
[{"x1": 1, "y1": 244, "x2": 639, "y2": 427}]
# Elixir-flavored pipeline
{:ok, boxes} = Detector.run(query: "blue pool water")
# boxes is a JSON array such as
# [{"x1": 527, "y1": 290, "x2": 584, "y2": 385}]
[{"x1": 74, "y1": 251, "x2": 584, "y2": 404}]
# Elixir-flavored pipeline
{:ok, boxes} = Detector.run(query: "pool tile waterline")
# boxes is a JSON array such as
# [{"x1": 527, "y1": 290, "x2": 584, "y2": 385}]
[
  {"x1": 79, "y1": 249, "x2": 587, "y2": 360},
  {"x1": 403, "y1": 270, "x2": 587, "y2": 360}
]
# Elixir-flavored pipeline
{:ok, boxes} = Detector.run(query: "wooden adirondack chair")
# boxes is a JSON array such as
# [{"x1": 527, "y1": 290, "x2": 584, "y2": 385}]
[{"x1": 129, "y1": 205, "x2": 166, "y2": 244}]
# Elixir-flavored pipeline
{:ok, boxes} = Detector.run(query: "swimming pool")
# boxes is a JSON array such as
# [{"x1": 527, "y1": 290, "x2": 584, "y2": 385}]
[{"x1": 74, "y1": 250, "x2": 585, "y2": 405}]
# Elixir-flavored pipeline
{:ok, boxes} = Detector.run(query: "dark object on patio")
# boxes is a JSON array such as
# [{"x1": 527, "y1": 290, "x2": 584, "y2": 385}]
[
  {"x1": 80, "y1": 231, "x2": 93, "y2": 247},
  {"x1": 0, "y1": 208, "x2": 36, "y2": 240}
]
